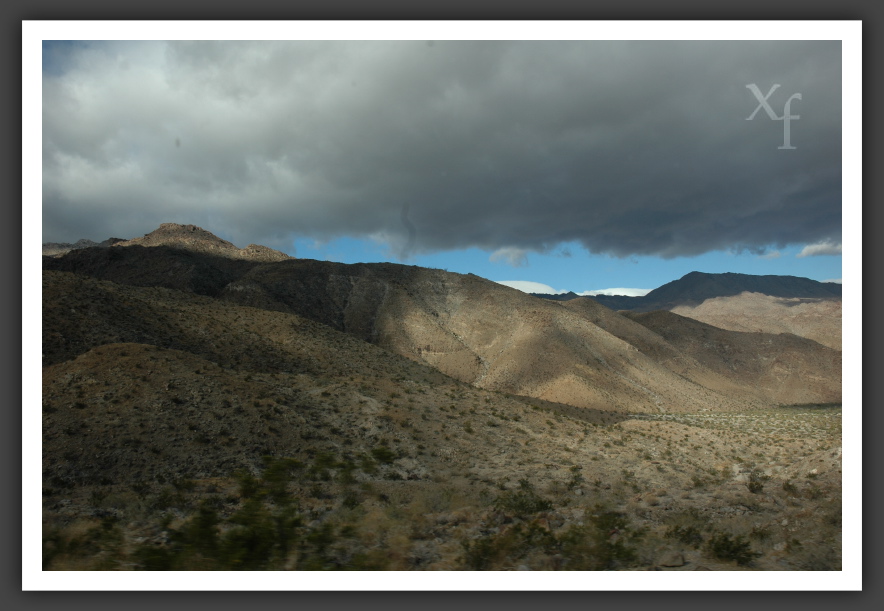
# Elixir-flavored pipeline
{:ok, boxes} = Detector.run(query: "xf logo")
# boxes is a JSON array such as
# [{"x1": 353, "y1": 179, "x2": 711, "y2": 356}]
[{"x1": 746, "y1": 84, "x2": 802, "y2": 150}]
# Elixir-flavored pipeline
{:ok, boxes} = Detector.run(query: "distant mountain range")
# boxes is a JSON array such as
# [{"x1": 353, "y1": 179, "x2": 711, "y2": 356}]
[
  {"x1": 43, "y1": 223, "x2": 841, "y2": 412},
  {"x1": 533, "y1": 271, "x2": 842, "y2": 312},
  {"x1": 42, "y1": 236, "x2": 126, "y2": 256}
]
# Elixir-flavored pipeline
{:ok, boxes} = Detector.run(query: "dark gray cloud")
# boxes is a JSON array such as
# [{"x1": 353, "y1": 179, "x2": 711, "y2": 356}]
[{"x1": 42, "y1": 40, "x2": 841, "y2": 258}]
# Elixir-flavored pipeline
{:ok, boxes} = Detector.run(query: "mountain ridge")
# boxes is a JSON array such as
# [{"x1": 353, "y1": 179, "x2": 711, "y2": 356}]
[
  {"x1": 532, "y1": 271, "x2": 841, "y2": 311},
  {"x1": 42, "y1": 224, "x2": 841, "y2": 412}
]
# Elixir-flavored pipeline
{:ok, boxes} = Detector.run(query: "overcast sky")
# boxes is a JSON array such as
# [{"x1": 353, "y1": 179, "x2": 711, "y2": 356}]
[{"x1": 41, "y1": 38, "x2": 844, "y2": 291}]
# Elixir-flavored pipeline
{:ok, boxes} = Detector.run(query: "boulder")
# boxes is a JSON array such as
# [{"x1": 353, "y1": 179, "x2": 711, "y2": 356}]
[{"x1": 658, "y1": 551, "x2": 686, "y2": 567}]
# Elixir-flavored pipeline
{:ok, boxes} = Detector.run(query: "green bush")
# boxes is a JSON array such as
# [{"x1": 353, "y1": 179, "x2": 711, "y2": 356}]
[
  {"x1": 665, "y1": 525, "x2": 704, "y2": 548},
  {"x1": 558, "y1": 511, "x2": 643, "y2": 570},
  {"x1": 235, "y1": 470, "x2": 262, "y2": 499},
  {"x1": 461, "y1": 521, "x2": 558, "y2": 570},
  {"x1": 461, "y1": 536, "x2": 497, "y2": 570},
  {"x1": 371, "y1": 446, "x2": 398, "y2": 465},
  {"x1": 459, "y1": 506, "x2": 644, "y2": 571},
  {"x1": 218, "y1": 500, "x2": 278, "y2": 570},
  {"x1": 566, "y1": 465, "x2": 584, "y2": 490},
  {"x1": 493, "y1": 481, "x2": 553, "y2": 517},
  {"x1": 260, "y1": 456, "x2": 303, "y2": 503},
  {"x1": 359, "y1": 454, "x2": 378, "y2": 474},
  {"x1": 747, "y1": 469, "x2": 770, "y2": 494},
  {"x1": 706, "y1": 533, "x2": 760, "y2": 566},
  {"x1": 130, "y1": 491, "x2": 304, "y2": 571}
]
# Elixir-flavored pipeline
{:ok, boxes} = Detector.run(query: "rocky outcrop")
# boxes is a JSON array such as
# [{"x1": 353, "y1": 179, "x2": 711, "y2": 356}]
[{"x1": 114, "y1": 223, "x2": 290, "y2": 262}]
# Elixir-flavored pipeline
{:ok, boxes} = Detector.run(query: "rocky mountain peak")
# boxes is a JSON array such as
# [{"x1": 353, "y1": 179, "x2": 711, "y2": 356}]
[
  {"x1": 118, "y1": 223, "x2": 291, "y2": 261},
  {"x1": 118, "y1": 223, "x2": 238, "y2": 252}
]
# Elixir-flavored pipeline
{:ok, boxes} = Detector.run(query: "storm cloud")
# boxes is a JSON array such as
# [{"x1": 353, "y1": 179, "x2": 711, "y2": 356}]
[{"x1": 42, "y1": 40, "x2": 842, "y2": 259}]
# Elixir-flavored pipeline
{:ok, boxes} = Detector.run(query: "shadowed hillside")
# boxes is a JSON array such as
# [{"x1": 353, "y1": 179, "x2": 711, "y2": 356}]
[
  {"x1": 622, "y1": 311, "x2": 841, "y2": 406},
  {"x1": 44, "y1": 225, "x2": 841, "y2": 412}
]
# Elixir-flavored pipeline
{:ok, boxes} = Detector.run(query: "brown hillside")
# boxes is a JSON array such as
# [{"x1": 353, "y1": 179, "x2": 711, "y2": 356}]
[
  {"x1": 671, "y1": 292, "x2": 842, "y2": 351},
  {"x1": 218, "y1": 261, "x2": 762, "y2": 413},
  {"x1": 561, "y1": 297, "x2": 770, "y2": 402},
  {"x1": 623, "y1": 310, "x2": 841, "y2": 406}
]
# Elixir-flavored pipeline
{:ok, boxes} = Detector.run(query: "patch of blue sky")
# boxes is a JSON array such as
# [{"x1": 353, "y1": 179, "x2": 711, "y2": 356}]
[{"x1": 285, "y1": 236, "x2": 841, "y2": 293}]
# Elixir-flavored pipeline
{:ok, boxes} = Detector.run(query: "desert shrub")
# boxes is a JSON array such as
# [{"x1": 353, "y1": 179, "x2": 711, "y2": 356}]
[
  {"x1": 45, "y1": 517, "x2": 125, "y2": 570},
  {"x1": 691, "y1": 475, "x2": 707, "y2": 489},
  {"x1": 217, "y1": 500, "x2": 281, "y2": 570},
  {"x1": 260, "y1": 456, "x2": 303, "y2": 503},
  {"x1": 42, "y1": 527, "x2": 64, "y2": 570},
  {"x1": 342, "y1": 490, "x2": 362, "y2": 509},
  {"x1": 460, "y1": 507, "x2": 645, "y2": 570},
  {"x1": 358, "y1": 454, "x2": 378, "y2": 474},
  {"x1": 297, "y1": 522, "x2": 377, "y2": 570},
  {"x1": 558, "y1": 511, "x2": 643, "y2": 570},
  {"x1": 150, "y1": 487, "x2": 185, "y2": 511},
  {"x1": 805, "y1": 484, "x2": 824, "y2": 500},
  {"x1": 461, "y1": 521, "x2": 558, "y2": 570},
  {"x1": 461, "y1": 535, "x2": 497, "y2": 570},
  {"x1": 566, "y1": 465, "x2": 584, "y2": 490},
  {"x1": 306, "y1": 452, "x2": 338, "y2": 481},
  {"x1": 180, "y1": 503, "x2": 221, "y2": 555},
  {"x1": 824, "y1": 507, "x2": 842, "y2": 528},
  {"x1": 173, "y1": 478, "x2": 197, "y2": 492},
  {"x1": 235, "y1": 470, "x2": 262, "y2": 499},
  {"x1": 747, "y1": 481, "x2": 764, "y2": 494},
  {"x1": 130, "y1": 491, "x2": 304, "y2": 571},
  {"x1": 371, "y1": 446, "x2": 398, "y2": 465},
  {"x1": 133, "y1": 543, "x2": 177, "y2": 570},
  {"x1": 493, "y1": 481, "x2": 552, "y2": 517},
  {"x1": 665, "y1": 525, "x2": 704, "y2": 548},
  {"x1": 746, "y1": 469, "x2": 770, "y2": 494},
  {"x1": 620, "y1": 469, "x2": 640, "y2": 493},
  {"x1": 706, "y1": 533, "x2": 760, "y2": 566},
  {"x1": 749, "y1": 525, "x2": 771, "y2": 541},
  {"x1": 336, "y1": 460, "x2": 358, "y2": 484}
]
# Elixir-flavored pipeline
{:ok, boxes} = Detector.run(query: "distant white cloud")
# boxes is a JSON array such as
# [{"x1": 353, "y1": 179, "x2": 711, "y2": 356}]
[
  {"x1": 495, "y1": 280, "x2": 565, "y2": 294},
  {"x1": 760, "y1": 250, "x2": 781, "y2": 260},
  {"x1": 579, "y1": 288, "x2": 652, "y2": 297},
  {"x1": 797, "y1": 240, "x2": 842, "y2": 258},
  {"x1": 490, "y1": 247, "x2": 530, "y2": 267},
  {"x1": 823, "y1": 278, "x2": 842, "y2": 284}
]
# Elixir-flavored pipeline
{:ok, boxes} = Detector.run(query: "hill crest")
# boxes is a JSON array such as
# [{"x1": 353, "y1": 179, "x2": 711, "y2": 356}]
[
  {"x1": 43, "y1": 233, "x2": 841, "y2": 411},
  {"x1": 115, "y1": 223, "x2": 291, "y2": 262},
  {"x1": 533, "y1": 271, "x2": 841, "y2": 312}
]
